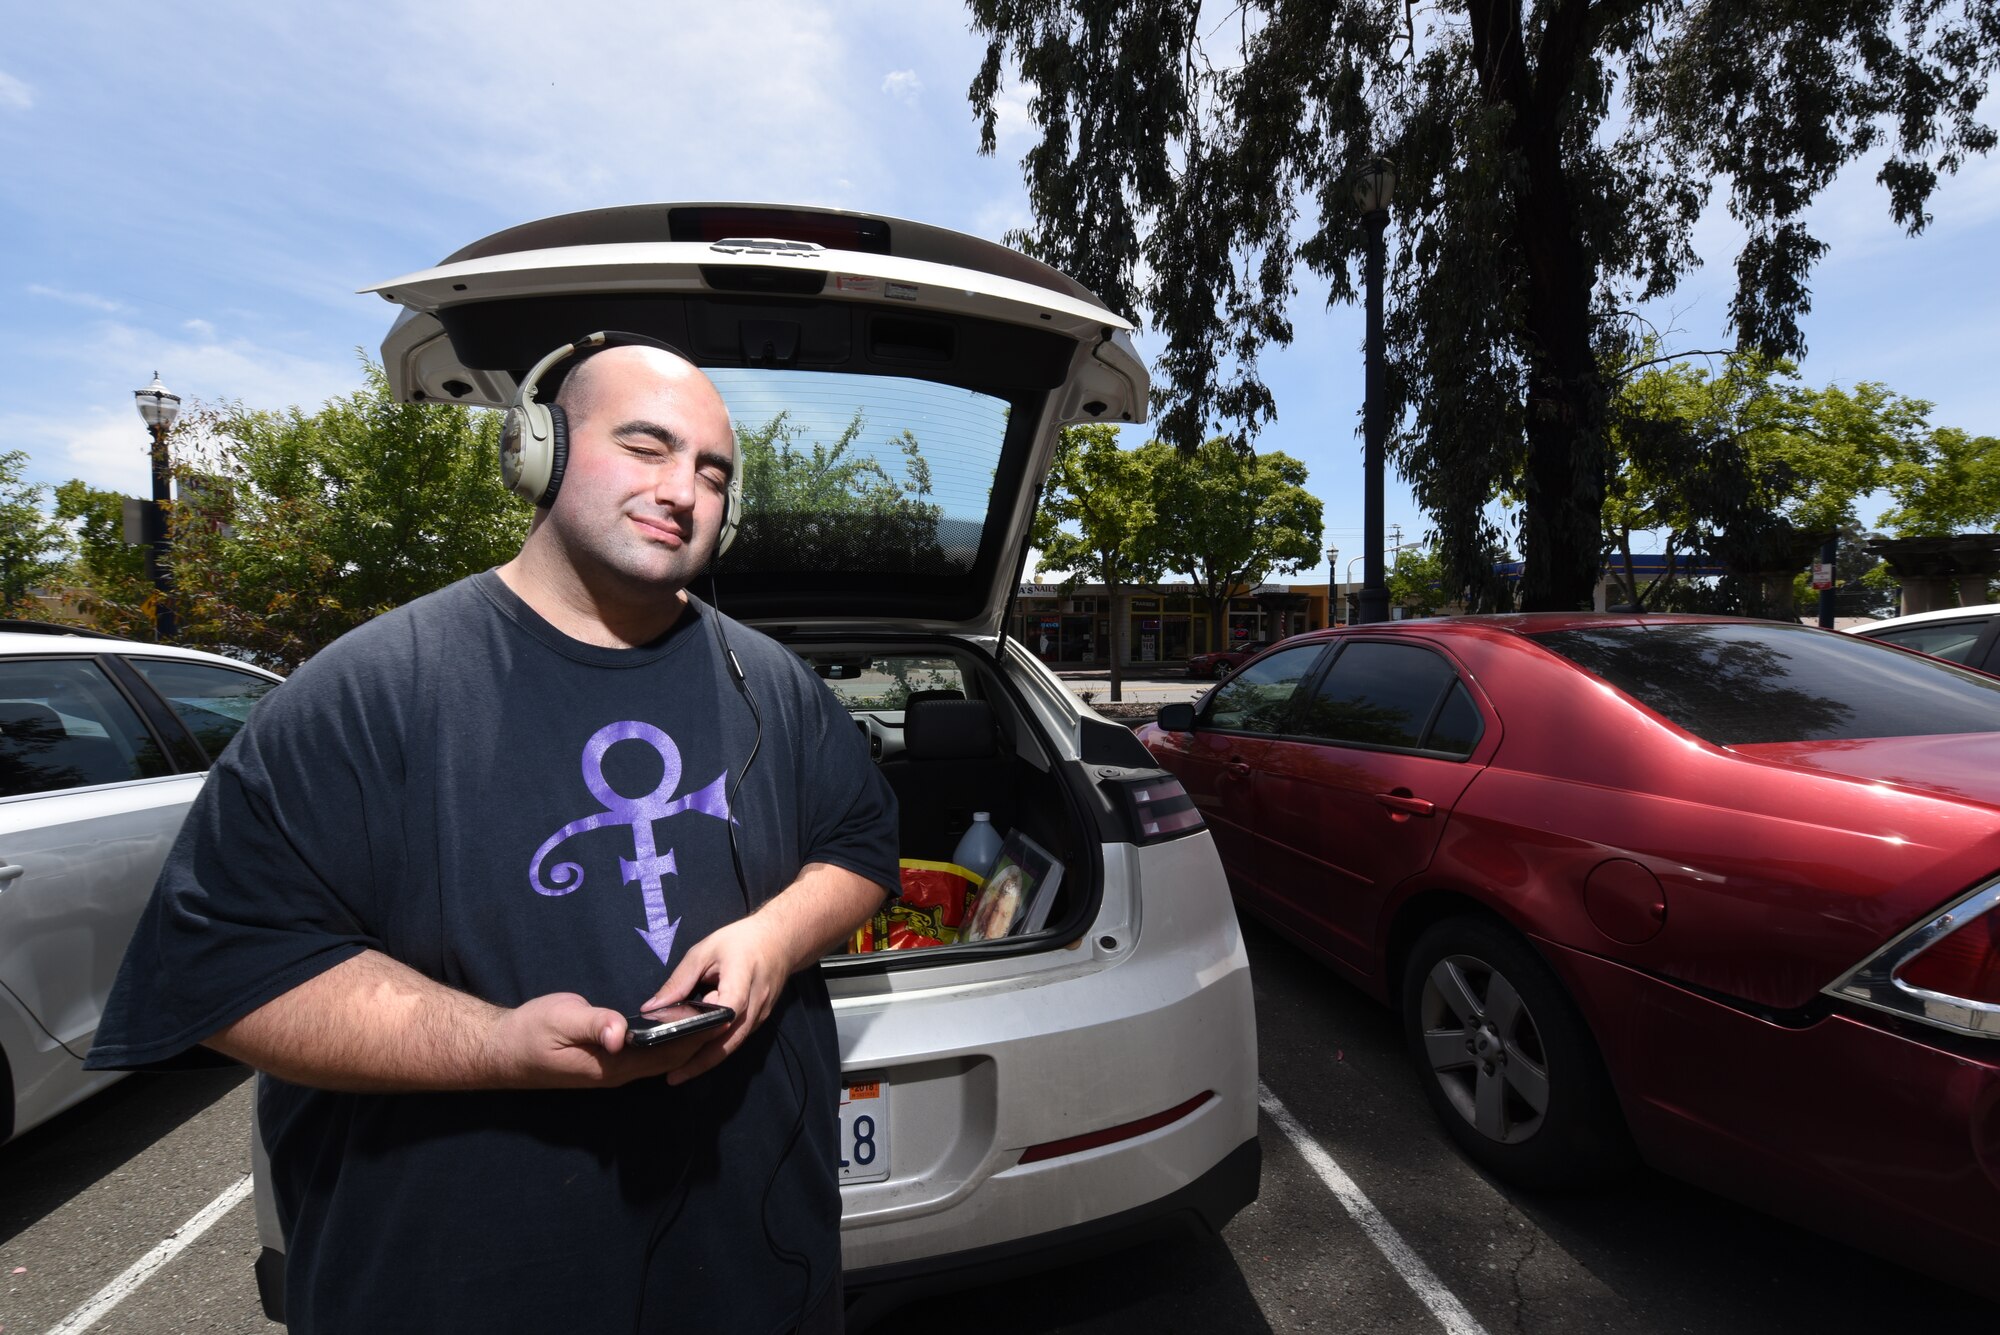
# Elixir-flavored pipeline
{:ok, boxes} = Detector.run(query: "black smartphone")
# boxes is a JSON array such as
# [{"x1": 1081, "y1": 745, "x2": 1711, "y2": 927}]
[{"x1": 624, "y1": 1000, "x2": 736, "y2": 1048}]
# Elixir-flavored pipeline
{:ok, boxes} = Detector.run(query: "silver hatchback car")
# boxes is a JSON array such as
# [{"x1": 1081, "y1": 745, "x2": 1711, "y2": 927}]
[
  {"x1": 251, "y1": 204, "x2": 1260, "y2": 1323},
  {"x1": 0, "y1": 627, "x2": 280, "y2": 1143}
]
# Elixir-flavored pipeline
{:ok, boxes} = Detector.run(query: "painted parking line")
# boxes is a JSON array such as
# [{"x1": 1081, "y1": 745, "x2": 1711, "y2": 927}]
[
  {"x1": 1258, "y1": 1080, "x2": 1490, "y2": 1335},
  {"x1": 44, "y1": 1174, "x2": 254, "y2": 1335}
]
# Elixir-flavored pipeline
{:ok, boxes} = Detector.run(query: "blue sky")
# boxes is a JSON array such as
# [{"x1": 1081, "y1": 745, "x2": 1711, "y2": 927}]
[{"x1": 5, "y1": 3, "x2": 1998, "y2": 586}]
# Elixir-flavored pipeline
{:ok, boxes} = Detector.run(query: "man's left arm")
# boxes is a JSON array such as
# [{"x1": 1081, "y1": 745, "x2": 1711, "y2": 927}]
[{"x1": 648, "y1": 861, "x2": 885, "y2": 1085}]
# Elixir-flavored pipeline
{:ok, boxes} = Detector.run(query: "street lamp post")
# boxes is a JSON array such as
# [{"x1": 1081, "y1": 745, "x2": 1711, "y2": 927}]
[
  {"x1": 1353, "y1": 157, "x2": 1395, "y2": 625},
  {"x1": 133, "y1": 372, "x2": 181, "y2": 639},
  {"x1": 1325, "y1": 546, "x2": 1339, "y2": 625}
]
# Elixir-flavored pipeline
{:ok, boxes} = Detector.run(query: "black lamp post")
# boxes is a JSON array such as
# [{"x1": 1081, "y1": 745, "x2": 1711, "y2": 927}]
[
  {"x1": 1325, "y1": 545, "x2": 1339, "y2": 626},
  {"x1": 1353, "y1": 157, "x2": 1395, "y2": 625},
  {"x1": 133, "y1": 371, "x2": 180, "y2": 639}
]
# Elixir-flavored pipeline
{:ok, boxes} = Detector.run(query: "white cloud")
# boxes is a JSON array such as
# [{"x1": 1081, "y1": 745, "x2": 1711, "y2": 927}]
[
  {"x1": 0, "y1": 70, "x2": 31, "y2": 111},
  {"x1": 362, "y1": 2, "x2": 881, "y2": 215},
  {"x1": 985, "y1": 82, "x2": 1034, "y2": 151},
  {"x1": 881, "y1": 69, "x2": 923, "y2": 105},
  {"x1": 2, "y1": 410, "x2": 154, "y2": 492},
  {"x1": 26, "y1": 284, "x2": 122, "y2": 313},
  {"x1": 184, "y1": 317, "x2": 217, "y2": 338},
  {"x1": 5, "y1": 320, "x2": 358, "y2": 493}
]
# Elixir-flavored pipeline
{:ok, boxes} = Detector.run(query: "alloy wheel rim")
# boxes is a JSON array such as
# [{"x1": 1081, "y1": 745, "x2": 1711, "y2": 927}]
[{"x1": 1419, "y1": 953, "x2": 1551, "y2": 1145}]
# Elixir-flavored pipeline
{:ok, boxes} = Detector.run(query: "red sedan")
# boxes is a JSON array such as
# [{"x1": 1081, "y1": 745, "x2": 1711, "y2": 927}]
[
  {"x1": 1137, "y1": 613, "x2": 2000, "y2": 1300},
  {"x1": 1186, "y1": 639, "x2": 1273, "y2": 679}
]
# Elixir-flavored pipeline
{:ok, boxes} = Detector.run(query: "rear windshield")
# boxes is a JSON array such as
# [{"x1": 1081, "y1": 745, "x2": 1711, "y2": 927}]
[
  {"x1": 800, "y1": 653, "x2": 967, "y2": 710},
  {"x1": 1534, "y1": 622, "x2": 2000, "y2": 746},
  {"x1": 708, "y1": 369, "x2": 1009, "y2": 576}
]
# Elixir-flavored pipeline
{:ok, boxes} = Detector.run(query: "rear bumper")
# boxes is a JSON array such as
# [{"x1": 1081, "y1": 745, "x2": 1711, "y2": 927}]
[
  {"x1": 830, "y1": 836, "x2": 1258, "y2": 1275},
  {"x1": 1544, "y1": 939, "x2": 2000, "y2": 1299},
  {"x1": 844, "y1": 1134, "x2": 1260, "y2": 1328}
]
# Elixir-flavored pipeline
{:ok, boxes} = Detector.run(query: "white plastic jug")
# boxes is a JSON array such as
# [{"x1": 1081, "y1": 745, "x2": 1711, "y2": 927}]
[{"x1": 951, "y1": 812, "x2": 1004, "y2": 879}]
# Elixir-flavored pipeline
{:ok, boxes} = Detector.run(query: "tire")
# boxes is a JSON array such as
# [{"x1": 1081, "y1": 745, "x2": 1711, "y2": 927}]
[
  {"x1": 1400, "y1": 915, "x2": 1632, "y2": 1190},
  {"x1": 1214, "y1": 661, "x2": 1233, "y2": 679}
]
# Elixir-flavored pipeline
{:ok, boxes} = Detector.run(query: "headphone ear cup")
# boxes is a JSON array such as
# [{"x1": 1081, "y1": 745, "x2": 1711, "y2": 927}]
[
  {"x1": 538, "y1": 403, "x2": 570, "y2": 508},
  {"x1": 716, "y1": 468, "x2": 742, "y2": 556},
  {"x1": 501, "y1": 402, "x2": 556, "y2": 501}
]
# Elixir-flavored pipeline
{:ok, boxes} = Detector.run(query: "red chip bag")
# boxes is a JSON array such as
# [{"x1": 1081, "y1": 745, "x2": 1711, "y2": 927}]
[
  {"x1": 897, "y1": 860, "x2": 982, "y2": 930},
  {"x1": 884, "y1": 919, "x2": 947, "y2": 951}
]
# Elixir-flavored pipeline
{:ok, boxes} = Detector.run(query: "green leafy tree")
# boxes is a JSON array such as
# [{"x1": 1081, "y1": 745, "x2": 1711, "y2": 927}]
[
  {"x1": 50, "y1": 480, "x2": 156, "y2": 638},
  {"x1": 1031, "y1": 424, "x2": 1166, "y2": 701},
  {"x1": 970, "y1": 1, "x2": 2000, "y2": 612},
  {"x1": 1387, "y1": 546, "x2": 1454, "y2": 617},
  {"x1": 1148, "y1": 438, "x2": 1324, "y2": 653},
  {"x1": 728, "y1": 411, "x2": 951, "y2": 573},
  {"x1": 1606, "y1": 353, "x2": 1930, "y2": 616},
  {"x1": 0, "y1": 451, "x2": 69, "y2": 617},
  {"x1": 168, "y1": 360, "x2": 529, "y2": 669},
  {"x1": 1877, "y1": 424, "x2": 2000, "y2": 536}
]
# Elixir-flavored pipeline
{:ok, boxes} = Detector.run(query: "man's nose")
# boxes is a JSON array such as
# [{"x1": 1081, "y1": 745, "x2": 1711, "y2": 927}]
[{"x1": 652, "y1": 457, "x2": 697, "y2": 508}]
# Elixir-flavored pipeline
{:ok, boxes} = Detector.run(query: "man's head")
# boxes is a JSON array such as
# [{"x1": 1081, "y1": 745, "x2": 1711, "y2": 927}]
[{"x1": 523, "y1": 341, "x2": 737, "y2": 601}]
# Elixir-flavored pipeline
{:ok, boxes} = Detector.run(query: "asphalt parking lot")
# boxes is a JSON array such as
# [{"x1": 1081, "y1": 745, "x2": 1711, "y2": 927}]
[{"x1": 3, "y1": 915, "x2": 1992, "y2": 1333}]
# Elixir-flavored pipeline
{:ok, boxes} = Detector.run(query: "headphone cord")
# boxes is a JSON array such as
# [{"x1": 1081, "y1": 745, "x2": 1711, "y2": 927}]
[{"x1": 708, "y1": 577, "x2": 815, "y2": 1330}]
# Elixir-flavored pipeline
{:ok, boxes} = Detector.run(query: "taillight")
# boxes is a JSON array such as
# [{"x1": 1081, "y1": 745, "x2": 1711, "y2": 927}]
[
  {"x1": 1896, "y1": 909, "x2": 2000, "y2": 1004},
  {"x1": 1103, "y1": 772, "x2": 1205, "y2": 844},
  {"x1": 1826, "y1": 878, "x2": 2000, "y2": 1039}
]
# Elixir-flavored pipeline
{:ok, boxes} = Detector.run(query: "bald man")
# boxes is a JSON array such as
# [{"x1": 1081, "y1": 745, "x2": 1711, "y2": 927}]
[{"x1": 88, "y1": 341, "x2": 898, "y2": 1334}]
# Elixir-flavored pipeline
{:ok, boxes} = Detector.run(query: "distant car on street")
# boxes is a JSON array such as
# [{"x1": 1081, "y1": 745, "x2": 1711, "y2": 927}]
[
  {"x1": 1186, "y1": 639, "x2": 1274, "y2": 680},
  {"x1": 1846, "y1": 602, "x2": 2000, "y2": 673},
  {"x1": 0, "y1": 630, "x2": 279, "y2": 1143},
  {"x1": 1138, "y1": 613, "x2": 2000, "y2": 1301}
]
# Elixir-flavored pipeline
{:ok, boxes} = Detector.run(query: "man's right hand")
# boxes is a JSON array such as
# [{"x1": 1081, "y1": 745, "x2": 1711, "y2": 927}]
[{"x1": 205, "y1": 950, "x2": 708, "y2": 1093}]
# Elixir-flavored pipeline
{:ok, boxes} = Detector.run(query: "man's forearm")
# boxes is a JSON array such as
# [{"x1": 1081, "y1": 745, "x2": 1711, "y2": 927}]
[
  {"x1": 756, "y1": 861, "x2": 891, "y2": 971},
  {"x1": 202, "y1": 949, "x2": 706, "y2": 1094},
  {"x1": 204, "y1": 949, "x2": 511, "y2": 1092}
]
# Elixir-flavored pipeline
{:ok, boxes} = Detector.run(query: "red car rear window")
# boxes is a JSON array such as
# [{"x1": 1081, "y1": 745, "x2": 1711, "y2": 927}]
[{"x1": 1534, "y1": 622, "x2": 2000, "y2": 746}]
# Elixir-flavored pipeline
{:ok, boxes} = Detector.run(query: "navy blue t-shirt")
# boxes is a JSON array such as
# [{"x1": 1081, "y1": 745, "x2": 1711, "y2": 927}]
[{"x1": 88, "y1": 571, "x2": 898, "y2": 1334}]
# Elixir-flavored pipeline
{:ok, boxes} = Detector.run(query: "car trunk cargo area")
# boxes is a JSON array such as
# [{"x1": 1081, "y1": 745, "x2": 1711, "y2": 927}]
[{"x1": 783, "y1": 637, "x2": 1097, "y2": 965}]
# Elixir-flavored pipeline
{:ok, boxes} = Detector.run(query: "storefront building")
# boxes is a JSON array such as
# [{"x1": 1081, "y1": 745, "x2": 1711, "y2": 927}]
[{"x1": 1011, "y1": 582, "x2": 1334, "y2": 667}]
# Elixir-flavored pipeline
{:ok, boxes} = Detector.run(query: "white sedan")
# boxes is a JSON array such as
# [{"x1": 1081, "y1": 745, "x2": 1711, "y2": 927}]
[
  {"x1": 1845, "y1": 603, "x2": 2000, "y2": 673},
  {"x1": 0, "y1": 626, "x2": 279, "y2": 1143}
]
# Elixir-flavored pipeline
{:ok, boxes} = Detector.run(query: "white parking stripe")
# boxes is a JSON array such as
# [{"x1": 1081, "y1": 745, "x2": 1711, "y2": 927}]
[
  {"x1": 1258, "y1": 1081, "x2": 1490, "y2": 1335},
  {"x1": 44, "y1": 1174, "x2": 254, "y2": 1335}
]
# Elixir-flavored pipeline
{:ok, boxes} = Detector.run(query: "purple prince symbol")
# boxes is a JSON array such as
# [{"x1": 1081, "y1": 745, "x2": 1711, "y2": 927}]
[{"x1": 528, "y1": 721, "x2": 731, "y2": 963}]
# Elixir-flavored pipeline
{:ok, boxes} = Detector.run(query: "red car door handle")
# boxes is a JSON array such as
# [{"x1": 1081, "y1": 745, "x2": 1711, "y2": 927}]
[
  {"x1": 1376, "y1": 792, "x2": 1435, "y2": 817},
  {"x1": 1227, "y1": 760, "x2": 1253, "y2": 777}
]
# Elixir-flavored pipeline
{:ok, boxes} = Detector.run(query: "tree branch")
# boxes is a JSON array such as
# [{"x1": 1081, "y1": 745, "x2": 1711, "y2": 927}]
[{"x1": 1609, "y1": 348, "x2": 1733, "y2": 382}]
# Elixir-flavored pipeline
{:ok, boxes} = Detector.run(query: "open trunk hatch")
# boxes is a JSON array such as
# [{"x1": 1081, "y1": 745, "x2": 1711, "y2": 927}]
[{"x1": 367, "y1": 204, "x2": 1147, "y2": 638}]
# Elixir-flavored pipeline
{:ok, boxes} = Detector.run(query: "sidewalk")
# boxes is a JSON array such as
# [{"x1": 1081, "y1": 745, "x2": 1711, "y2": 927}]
[{"x1": 1049, "y1": 667, "x2": 1208, "y2": 709}]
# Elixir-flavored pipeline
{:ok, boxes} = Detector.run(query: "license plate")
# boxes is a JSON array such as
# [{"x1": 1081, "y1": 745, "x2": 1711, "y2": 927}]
[{"x1": 838, "y1": 1080, "x2": 889, "y2": 1183}]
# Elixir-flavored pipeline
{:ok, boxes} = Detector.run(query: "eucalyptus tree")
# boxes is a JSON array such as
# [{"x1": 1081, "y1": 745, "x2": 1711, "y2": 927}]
[{"x1": 970, "y1": 0, "x2": 2000, "y2": 610}]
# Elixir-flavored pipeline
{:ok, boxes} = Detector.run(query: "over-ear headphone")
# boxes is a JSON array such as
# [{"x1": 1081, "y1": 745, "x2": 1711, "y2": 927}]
[{"x1": 499, "y1": 330, "x2": 742, "y2": 556}]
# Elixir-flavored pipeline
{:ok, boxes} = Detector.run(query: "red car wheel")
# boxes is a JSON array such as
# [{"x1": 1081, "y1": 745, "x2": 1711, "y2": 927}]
[{"x1": 1401, "y1": 915, "x2": 1632, "y2": 1190}]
